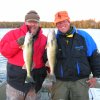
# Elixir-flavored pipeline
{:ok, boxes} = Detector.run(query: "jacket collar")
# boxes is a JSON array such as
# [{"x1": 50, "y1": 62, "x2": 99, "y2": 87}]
[
  {"x1": 57, "y1": 26, "x2": 77, "y2": 36},
  {"x1": 20, "y1": 23, "x2": 28, "y2": 34},
  {"x1": 20, "y1": 23, "x2": 42, "y2": 37}
]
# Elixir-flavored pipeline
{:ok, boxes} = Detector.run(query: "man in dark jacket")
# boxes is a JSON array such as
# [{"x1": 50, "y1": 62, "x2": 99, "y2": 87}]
[
  {"x1": 0, "y1": 10, "x2": 48, "y2": 100},
  {"x1": 51, "y1": 11, "x2": 100, "y2": 100}
]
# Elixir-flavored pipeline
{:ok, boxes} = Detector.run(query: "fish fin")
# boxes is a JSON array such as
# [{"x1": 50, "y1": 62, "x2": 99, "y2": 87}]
[
  {"x1": 22, "y1": 64, "x2": 26, "y2": 70},
  {"x1": 45, "y1": 45, "x2": 47, "y2": 49},
  {"x1": 46, "y1": 42, "x2": 49, "y2": 47},
  {"x1": 19, "y1": 45, "x2": 24, "y2": 49},
  {"x1": 25, "y1": 76, "x2": 36, "y2": 83},
  {"x1": 51, "y1": 40, "x2": 53, "y2": 46}
]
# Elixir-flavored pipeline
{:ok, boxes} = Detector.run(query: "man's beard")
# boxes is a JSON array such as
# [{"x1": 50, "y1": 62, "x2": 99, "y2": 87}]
[{"x1": 28, "y1": 26, "x2": 39, "y2": 35}]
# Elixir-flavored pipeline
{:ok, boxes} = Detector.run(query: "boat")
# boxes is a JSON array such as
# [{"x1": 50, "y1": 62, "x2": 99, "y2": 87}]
[
  {"x1": 0, "y1": 80, "x2": 100, "y2": 100},
  {"x1": 0, "y1": 81, "x2": 51, "y2": 100}
]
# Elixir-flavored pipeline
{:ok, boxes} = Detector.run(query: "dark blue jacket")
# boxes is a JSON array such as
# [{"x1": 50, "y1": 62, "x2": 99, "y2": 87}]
[{"x1": 55, "y1": 26, "x2": 100, "y2": 81}]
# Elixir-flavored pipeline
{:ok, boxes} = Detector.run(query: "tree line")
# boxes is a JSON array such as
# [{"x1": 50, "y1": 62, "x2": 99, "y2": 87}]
[{"x1": 0, "y1": 19, "x2": 100, "y2": 29}]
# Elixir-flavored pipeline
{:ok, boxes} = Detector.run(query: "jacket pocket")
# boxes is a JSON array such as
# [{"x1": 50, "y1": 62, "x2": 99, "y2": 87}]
[{"x1": 75, "y1": 61, "x2": 91, "y2": 76}]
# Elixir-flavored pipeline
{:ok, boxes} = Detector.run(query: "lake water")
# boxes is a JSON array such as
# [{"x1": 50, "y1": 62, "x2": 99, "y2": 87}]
[
  {"x1": 0, "y1": 28, "x2": 100, "y2": 85},
  {"x1": 0, "y1": 55, "x2": 7, "y2": 84}
]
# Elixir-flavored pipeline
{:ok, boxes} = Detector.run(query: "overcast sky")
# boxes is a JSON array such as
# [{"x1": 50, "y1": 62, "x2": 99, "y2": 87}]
[{"x1": 0, "y1": 0, "x2": 99, "y2": 22}]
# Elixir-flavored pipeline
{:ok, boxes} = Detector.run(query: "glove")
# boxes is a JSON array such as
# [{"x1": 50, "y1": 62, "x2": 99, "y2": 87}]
[
  {"x1": 86, "y1": 77, "x2": 96, "y2": 88},
  {"x1": 17, "y1": 36, "x2": 25, "y2": 46}
]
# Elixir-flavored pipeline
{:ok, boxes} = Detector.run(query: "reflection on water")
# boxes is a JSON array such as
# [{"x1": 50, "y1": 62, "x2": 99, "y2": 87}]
[{"x1": 0, "y1": 54, "x2": 7, "y2": 85}]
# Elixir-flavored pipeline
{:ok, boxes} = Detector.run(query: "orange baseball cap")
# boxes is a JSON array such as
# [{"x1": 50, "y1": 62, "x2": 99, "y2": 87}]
[{"x1": 54, "y1": 11, "x2": 70, "y2": 24}]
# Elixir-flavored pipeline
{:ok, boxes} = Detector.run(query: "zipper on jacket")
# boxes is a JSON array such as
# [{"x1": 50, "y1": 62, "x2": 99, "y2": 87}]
[
  {"x1": 60, "y1": 64, "x2": 63, "y2": 77},
  {"x1": 76, "y1": 62, "x2": 80, "y2": 75}
]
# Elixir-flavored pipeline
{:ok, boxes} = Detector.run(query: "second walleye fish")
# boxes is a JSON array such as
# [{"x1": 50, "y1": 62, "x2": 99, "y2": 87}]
[
  {"x1": 23, "y1": 32, "x2": 34, "y2": 82},
  {"x1": 47, "y1": 29, "x2": 57, "y2": 82}
]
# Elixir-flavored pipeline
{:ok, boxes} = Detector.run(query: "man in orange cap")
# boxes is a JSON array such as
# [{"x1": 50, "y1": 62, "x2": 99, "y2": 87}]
[{"x1": 51, "y1": 11, "x2": 100, "y2": 100}]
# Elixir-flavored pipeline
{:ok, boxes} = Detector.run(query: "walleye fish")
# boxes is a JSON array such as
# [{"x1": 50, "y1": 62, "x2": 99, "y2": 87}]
[
  {"x1": 47, "y1": 29, "x2": 57, "y2": 82},
  {"x1": 22, "y1": 32, "x2": 34, "y2": 82}
]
